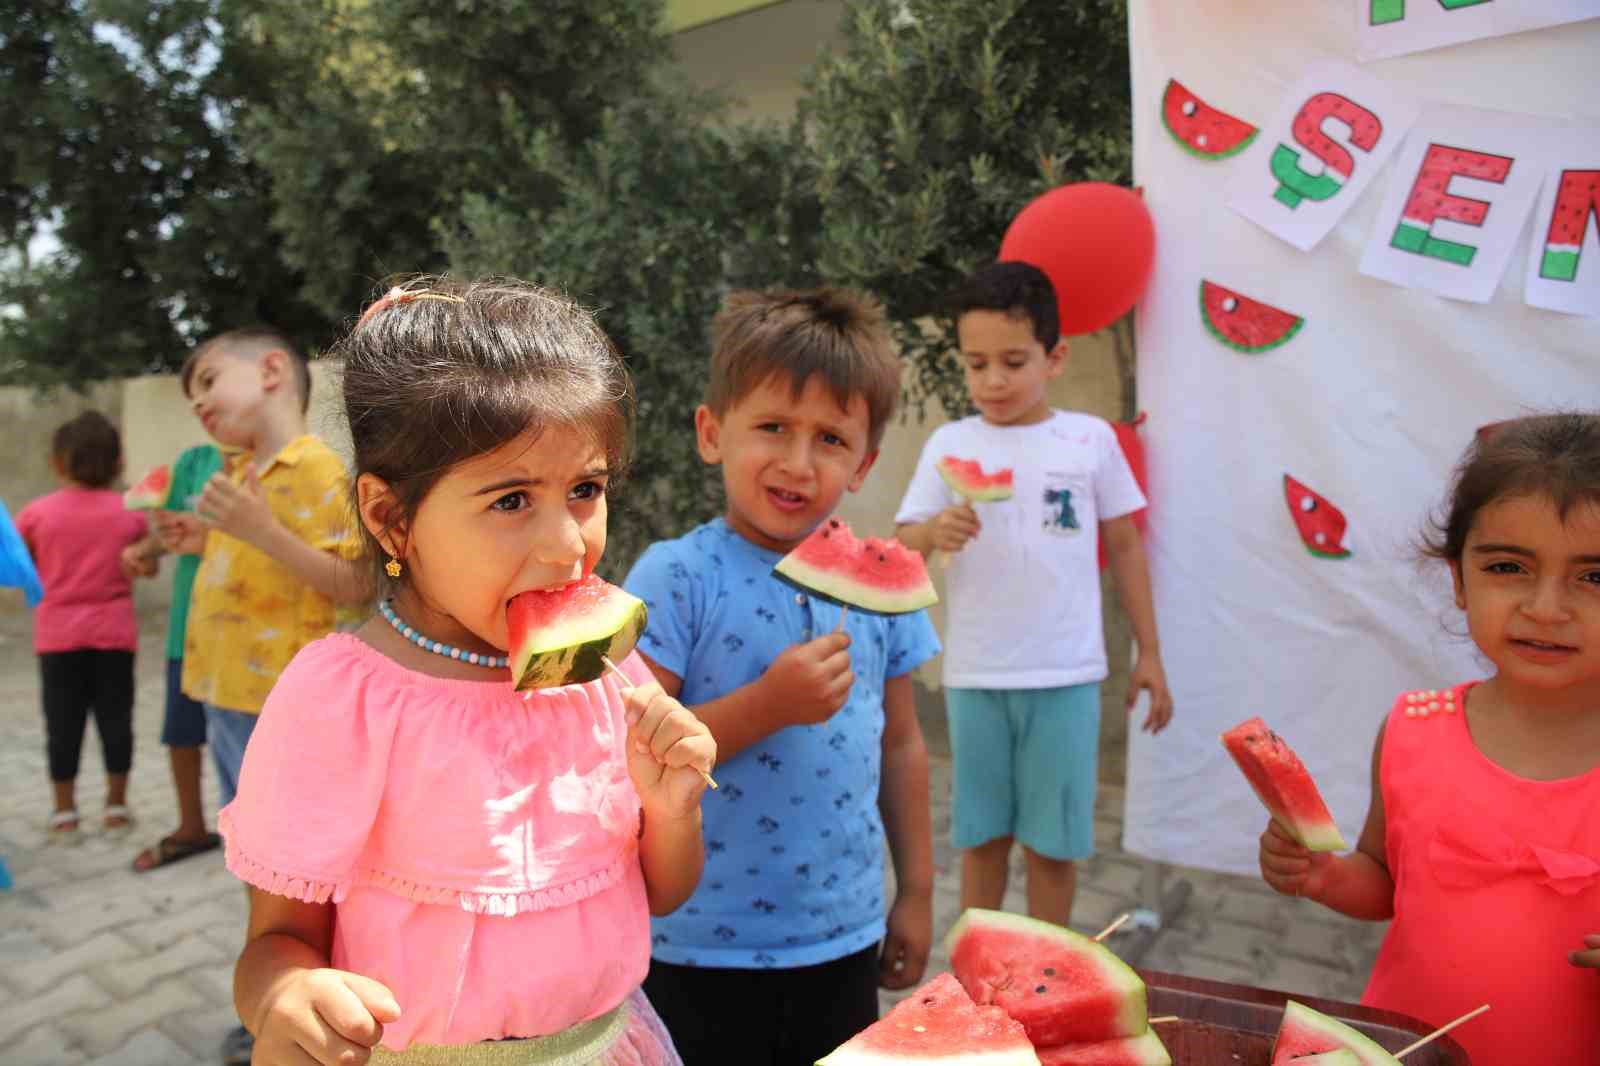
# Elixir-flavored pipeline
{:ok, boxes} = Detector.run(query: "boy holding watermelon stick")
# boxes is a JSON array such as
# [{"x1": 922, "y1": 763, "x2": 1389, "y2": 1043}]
[
  {"x1": 895, "y1": 262, "x2": 1172, "y2": 930},
  {"x1": 624, "y1": 288, "x2": 942, "y2": 1066}
]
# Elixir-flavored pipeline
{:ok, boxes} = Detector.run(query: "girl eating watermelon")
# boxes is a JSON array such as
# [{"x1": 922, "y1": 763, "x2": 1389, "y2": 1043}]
[
  {"x1": 221, "y1": 277, "x2": 712, "y2": 1065},
  {"x1": 1258, "y1": 414, "x2": 1600, "y2": 1064}
]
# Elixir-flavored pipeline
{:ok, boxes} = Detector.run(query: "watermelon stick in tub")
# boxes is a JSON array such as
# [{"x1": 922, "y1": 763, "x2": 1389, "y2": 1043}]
[
  {"x1": 772, "y1": 517, "x2": 938, "y2": 627},
  {"x1": 1221, "y1": 717, "x2": 1347, "y2": 853}
]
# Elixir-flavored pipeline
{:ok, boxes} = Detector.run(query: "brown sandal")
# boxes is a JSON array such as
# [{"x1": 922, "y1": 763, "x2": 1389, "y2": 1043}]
[{"x1": 132, "y1": 831, "x2": 221, "y2": 872}]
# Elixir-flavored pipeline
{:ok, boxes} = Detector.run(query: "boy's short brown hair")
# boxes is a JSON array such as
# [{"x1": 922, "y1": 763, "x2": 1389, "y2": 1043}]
[
  {"x1": 181, "y1": 327, "x2": 312, "y2": 414},
  {"x1": 707, "y1": 288, "x2": 901, "y2": 449}
]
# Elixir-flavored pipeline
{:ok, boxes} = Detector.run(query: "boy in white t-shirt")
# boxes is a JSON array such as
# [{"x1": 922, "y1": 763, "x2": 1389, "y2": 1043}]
[{"x1": 895, "y1": 261, "x2": 1173, "y2": 926}]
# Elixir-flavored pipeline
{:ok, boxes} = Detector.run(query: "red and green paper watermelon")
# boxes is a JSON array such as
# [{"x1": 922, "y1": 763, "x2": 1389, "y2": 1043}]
[
  {"x1": 1222, "y1": 718, "x2": 1347, "y2": 853},
  {"x1": 1271, "y1": 94, "x2": 1381, "y2": 209},
  {"x1": 1161, "y1": 79, "x2": 1258, "y2": 160},
  {"x1": 1391, "y1": 144, "x2": 1512, "y2": 267},
  {"x1": 1271, "y1": 1002, "x2": 1400, "y2": 1066},
  {"x1": 1035, "y1": 1031, "x2": 1170, "y2": 1066},
  {"x1": 774, "y1": 517, "x2": 937, "y2": 615},
  {"x1": 1283, "y1": 475, "x2": 1350, "y2": 560},
  {"x1": 124, "y1": 464, "x2": 174, "y2": 511},
  {"x1": 1539, "y1": 169, "x2": 1599, "y2": 283},
  {"x1": 506, "y1": 575, "x2": 647, "y2": 691},
  {"x1": 818, "y1": 972, "x2": 1040, "y2": 1066},
  {"x1": 947, "y1": 909, "x2": 1147, "y2": 1048},
  {"x1": 938, "y1": 457, "x2": 1015, "y2": 502},
  {"x1": 1199, "y1": 282, "x2": 1303, "y2": 354}
]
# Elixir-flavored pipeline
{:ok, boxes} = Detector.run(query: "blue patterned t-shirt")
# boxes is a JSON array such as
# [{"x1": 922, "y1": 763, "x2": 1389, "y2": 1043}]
[{"x1": 624, "y1": 518, "x2": 941, "y2": 969}]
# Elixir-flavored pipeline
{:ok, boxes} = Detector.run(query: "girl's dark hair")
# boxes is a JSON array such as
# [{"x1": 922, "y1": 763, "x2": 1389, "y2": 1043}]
[
  {"x1": 336, "y1": 276, "x2": 633, "y2": 590},
  {"x1": 52, "y1": 410, "x2": 122, "y2": 489},
  {"x1": 1423, "y1": 413, "x2": 1600, "y2": 563}
]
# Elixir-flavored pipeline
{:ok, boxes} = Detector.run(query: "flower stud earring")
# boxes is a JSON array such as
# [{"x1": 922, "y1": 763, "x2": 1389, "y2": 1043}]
[{"x1": 385, "y1": 556, "x2": 403, "y2": 579}]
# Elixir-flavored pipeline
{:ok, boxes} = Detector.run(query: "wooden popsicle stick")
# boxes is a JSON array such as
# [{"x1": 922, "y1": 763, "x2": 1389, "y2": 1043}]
[
  {"x1": 835, "y1": 604, "x2": 850, "y2": 631},
  {"x1": 1092, "y1": 913, "x2": 1131, "y2": 942},
  {"x1": 602, "y1": 655, "x2": 718, "y2": 790},
  {"x1": 1147, "y1": 1016, "x2": 1180, "y2": 1024},
  {"x1": 1395, "y1": 1004, "x2": 1489, "y2": 1059}
]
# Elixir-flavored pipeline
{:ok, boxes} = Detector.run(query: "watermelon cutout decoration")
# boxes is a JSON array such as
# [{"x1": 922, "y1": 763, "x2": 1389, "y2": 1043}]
[
  {"x1": 1539, "y1": 169, "x2": 1599, "y2": 282},
  {"x1": 1161, "y1": 79, "x2": 1258, "y2": 161},
  {"x1": 938, "y1": 456, "x2": 1014, "y2": 502},
  {"x1": 1271, "y1": 1002, "x2": 1400, "y2": 1066},
  {"x1": 1221, "y1": 718, "x2": 1347, "y2": 853},
  {"x1": 818, "y1": 972, "x2": 1040, "y2": 1066},
  {"x1": 1199, "y1": 282, "x2": 1303, "y2": 354},
  {"x1": 773, "y1": 517, "x2": 937, "y2": 615},
  {"x1": 1271, "y1": 93, "x2": 1382, "y2": 210},
  {"x1": 1391, "y1": 145, "x2": 1511, "y2": 267},
  {"x1": 946, "y1": 909, "x2": 1147, "y2": 1047},
  {"x1": 507, "y1": 574, "x2": 647, "y2": 691},
  {"x1": 1036, "y1": 1031, "x2": 1170, "y2": 1066},
  {"x1": 124, "y1": 464, "x2": 174, "y2": 510},
  {"x1": 1283, "y1": 474, "x2": 1351, "y2": 560}
]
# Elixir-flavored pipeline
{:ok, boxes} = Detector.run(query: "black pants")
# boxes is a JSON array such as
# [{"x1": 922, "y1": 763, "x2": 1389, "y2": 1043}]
[
  {"x1": 39, "y1": 649, "x2": 135, "y2": 783},
  {"x1": 643, "y1": 945, "x2": 880, "y2": 1066}
]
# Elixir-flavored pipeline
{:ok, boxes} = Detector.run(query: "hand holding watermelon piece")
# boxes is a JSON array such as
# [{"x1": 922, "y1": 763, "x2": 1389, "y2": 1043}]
[
  {"x1": 507, "y1": 574, "x2": 648, "y2": 691},
  {"x1": 1223, "y1": 717, "x2": 1347, "y2": 853},
  {"x1": 818, "y1": 971, "x2": 1040, "y2": 1066},
  {"x1": 774, "y1": 517, "x2": 937, "y2": 615},
  {"x1": 124, "y1": 463, "x2": 175, "y2": 510}
]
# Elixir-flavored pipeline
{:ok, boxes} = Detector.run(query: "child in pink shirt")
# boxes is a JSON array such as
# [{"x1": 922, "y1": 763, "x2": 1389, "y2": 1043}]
[
  {"x1": 18, "y1": 411, "x2": 153, "y2": 840},
  {"x1": 221, "y1": 279, "x2": 716, "y2": 1065}
]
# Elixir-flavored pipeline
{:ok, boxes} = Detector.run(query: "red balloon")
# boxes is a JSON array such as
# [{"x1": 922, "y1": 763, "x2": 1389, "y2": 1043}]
[{"x1": 998, "y1": 182, "x2": 1156, "y2": 336}]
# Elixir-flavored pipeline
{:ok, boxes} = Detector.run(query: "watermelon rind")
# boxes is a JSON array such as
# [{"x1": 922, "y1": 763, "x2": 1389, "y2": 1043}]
[
  {"x1": 818, "y1": 972, "x2": 1040, "y2": 1066},
  {"x1": 1221, "y1": 719, "x2": 1347, "y2": 853},
  {"x1": 508, "y1": 577, "x2": 647, "y2": 691},
  {"x1": 1272, "y1": 1002, "x2": 1401, "y2": 1066},
  {"x1": 1197, "y1": 282, "x2": 1303, "y2": 355},
  {"x1": 946, "y1": 909, "x2": 1147, "y2": 1048},
  {"x1": 773, "y1": 519, "x2": 938, "y2": 615},
  {"x1": 124, "y1": 464, "x2": 174, "y2": 511},
  {"x1": 1285, "y1": 1054, "x2": 1362, "y2": 1066},
  {"x1": 1036, "y1": 1030, "x2": 1171, "y2": 1066},
  {"x1": 937, "y1": 458, "x2": 1015, "y2": 503}
]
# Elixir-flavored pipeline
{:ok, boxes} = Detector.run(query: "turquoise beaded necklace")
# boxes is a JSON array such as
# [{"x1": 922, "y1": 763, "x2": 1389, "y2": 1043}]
[{"x1": 378, "y1": 598, "x2": 508, "y2": 669}]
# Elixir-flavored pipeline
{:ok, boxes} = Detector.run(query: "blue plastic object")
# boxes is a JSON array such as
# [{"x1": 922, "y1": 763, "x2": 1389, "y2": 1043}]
[{"x1": 0, "y1": 497, "x2": 43, "y2": 607}]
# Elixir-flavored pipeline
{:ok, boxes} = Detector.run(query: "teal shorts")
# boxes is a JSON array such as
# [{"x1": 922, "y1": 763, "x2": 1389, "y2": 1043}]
[{"x1": 945, "y1": 683, "x2": 1101, "y2": 861}]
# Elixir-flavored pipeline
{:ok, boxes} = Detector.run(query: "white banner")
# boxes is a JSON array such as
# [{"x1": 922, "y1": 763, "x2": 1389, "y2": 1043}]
[
  {"x1": 1356, "y1": 0, "x2": 1600, "y2": 61},
  {"x1": 1125, "y1": 0, "x2": 1600, "y2": 877}
]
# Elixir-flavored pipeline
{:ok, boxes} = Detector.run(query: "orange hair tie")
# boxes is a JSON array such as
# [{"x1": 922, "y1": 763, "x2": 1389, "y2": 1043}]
[{"x1": 358, "y1": 286, "x2": 466, "y2": 327}]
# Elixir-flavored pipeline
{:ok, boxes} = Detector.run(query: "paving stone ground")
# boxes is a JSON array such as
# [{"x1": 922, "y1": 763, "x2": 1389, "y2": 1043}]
[{"x1": 0, "y1": 607, "x2": 1384, "y2": 1063}]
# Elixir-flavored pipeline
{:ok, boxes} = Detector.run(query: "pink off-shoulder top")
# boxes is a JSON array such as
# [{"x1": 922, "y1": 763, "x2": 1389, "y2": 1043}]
[{"x1": 218, "y1": 634, "x2": 653, "y2": 1050}]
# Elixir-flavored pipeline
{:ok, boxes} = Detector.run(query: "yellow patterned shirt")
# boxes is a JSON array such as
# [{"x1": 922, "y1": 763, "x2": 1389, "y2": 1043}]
[{"x1": 182, "y1": 435, "x2": 362, "y2": 714}]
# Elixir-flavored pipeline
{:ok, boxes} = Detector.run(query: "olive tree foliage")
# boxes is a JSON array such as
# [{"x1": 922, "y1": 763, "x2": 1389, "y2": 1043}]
[
  {"x1": 802, "y1": 0, "x2": 1132, "y2": 420},
  {"x1": 444, "y1": 83, "x2": 820, "y2": 574}
]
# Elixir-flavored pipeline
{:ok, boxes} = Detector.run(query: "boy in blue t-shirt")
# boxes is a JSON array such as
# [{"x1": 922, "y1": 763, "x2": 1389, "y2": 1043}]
[
  {"x1": 895, "y1": 262, "x2": 1173, "y2": 930},
  {"x1": 625, "y1": 288, "x2": 940, "y2": 1066}
]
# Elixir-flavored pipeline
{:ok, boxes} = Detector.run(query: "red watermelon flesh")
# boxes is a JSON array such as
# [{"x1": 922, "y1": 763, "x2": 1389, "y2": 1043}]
[
  {"x1": 946, "y1": 910, "x2": 1147, "y2": 1048},
  {"x1": 1199, "y1": 282, "x2": 1303, "y2": 354},
  {"x1": 938, "y1": 456, "x2": 1015, "y2": 502},
  {"x1": 1161, "y1": 79, "x2": 1258, "y2": 160},
  {"x1": 1221, "y1": 718, "x2": 1346, "y2": 853},
  {"x1": 1281, "y1": 1055, "x2": 1362, "y2": 1066},
  {"x1": 773, "y1": 517, "x2": 937, "y2": 615},
  {"x1": 506, "y1": 575, "x2": 647, "y2": 690},
  {"x1": 818, "y1": 972, "x2": 1040, "y2": 1065},
  {"x1": 124, "y1": 464, "x2": 173, "y2": 510},
  {"x1": 1283, "y1": 474, "x2": 1350, "y2": 560},
  {"x1": 1271, "y1": 1002, "x2": 1400, "y2": 1066},
  {"x1": 1036, "y1": 1032, "x2": 1170, "y2": 1066}
]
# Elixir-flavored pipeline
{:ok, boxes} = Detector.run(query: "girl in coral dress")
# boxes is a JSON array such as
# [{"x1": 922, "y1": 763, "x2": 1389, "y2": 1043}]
[
  {"x1": 222, "y1": 278, "x2": 715, "y2": 1065},
  {"x1": 1260, "y1": 414, "x2": 1600, "y2": 1063}
]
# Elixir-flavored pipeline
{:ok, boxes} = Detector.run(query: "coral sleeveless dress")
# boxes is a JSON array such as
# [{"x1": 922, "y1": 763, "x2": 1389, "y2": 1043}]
[
  {"x1": 219, "y1": 634, "x2": 679, "y2": 1062},
  {"x1": 1362, "y1": 682, "x2": 1600, "y2": 1062}
]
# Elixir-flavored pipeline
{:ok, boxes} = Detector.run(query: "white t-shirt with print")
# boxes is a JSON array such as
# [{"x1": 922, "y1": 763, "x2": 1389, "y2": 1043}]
[{"x1": 895, "y1": 410, "x2": 1146, "y2": 689}]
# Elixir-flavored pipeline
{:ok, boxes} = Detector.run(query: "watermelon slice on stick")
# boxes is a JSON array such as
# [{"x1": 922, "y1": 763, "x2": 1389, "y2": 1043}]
[
  {"x1": 817, "y1": 971, "x2": 1040, "y2": 1066},
  {"x1": 1161, "y1": 79, "x2": 1258, "y2": 160},
  {"x1": 124, "y1": 464, "x2": 174, "y2": 510},
  {"x1": 1035, "y1": 1031, "x2": 1171, "y2": 1066},
  {"x1": 774, "y1": 517, "x2": 937, "y2": 615},
  {"x1": 946, "y1": 909, "x2": 1148, "y2": 1047},
  {"x1": 938, "y1": 457, "x2": 1014, "y2": 502},
  {"x1": 507, "y1": 575, "x2": 647, "y2": 691},
  {"x1": 1270, "y1": 1002, "x2": 1401, "y2": 1065},
  {"x1": 1221, "y1": 718, "x2": 1346, "y2": 853}
]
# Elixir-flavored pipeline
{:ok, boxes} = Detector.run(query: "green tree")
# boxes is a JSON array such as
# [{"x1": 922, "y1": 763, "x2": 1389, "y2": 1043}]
[{"x1": 803, "y1": 0, "x2": 1132, "y2": 418}]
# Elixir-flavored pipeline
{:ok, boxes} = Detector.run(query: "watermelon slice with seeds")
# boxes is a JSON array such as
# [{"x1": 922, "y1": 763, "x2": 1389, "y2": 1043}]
[
  {"x1": 1271, "y1": 1002, "x2": 1400, "y2": 1066},
  {"x1": 1161, "y1": 79, "x2": 1258, "y2": 160},
  {"x1": 124, "y1": 464, "x2": 174, "y2": 510},
  {"x1": 507, "y1": 574, "x2": 647, "y2": 690},
  {"x1": 938, "y1": 456, "x2": 1014, "y2": 502},
  {"x1": 947, "y1": 909, "x2": 1147, "y2": 1048},
  {"x1": 1036, "y1": 1031, "x2": 1170, "y2": 1066},
  {"x1": 1200, "y1": 282, "x2": 1303, "y2": 354},
  {"x1": 774, "y1": 517, "x2": 937, "y2": 615},
  {"x1": 1283, "y1": 475, "x2": 1351, "y2": 560},
  {"x1": 1222, "y1": 718, "x2": 1346, "y2": 853},
  {"x1": 818, "y1": 972, "x2": 1040, "y2": 1065}
]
